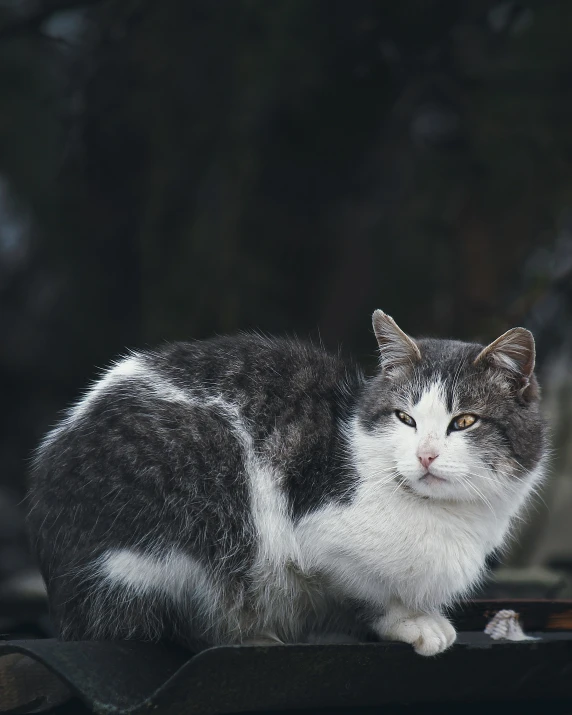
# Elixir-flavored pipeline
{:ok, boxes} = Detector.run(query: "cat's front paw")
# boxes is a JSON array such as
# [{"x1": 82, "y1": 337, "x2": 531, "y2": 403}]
[{"x1": 375, "y1": 611, "x2": 456, "y2": 656}]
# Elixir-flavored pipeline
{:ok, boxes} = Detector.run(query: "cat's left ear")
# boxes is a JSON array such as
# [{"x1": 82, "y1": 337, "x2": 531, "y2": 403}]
[{"x1": 474, "y1": 327, "x2": 536, "y2": 391}]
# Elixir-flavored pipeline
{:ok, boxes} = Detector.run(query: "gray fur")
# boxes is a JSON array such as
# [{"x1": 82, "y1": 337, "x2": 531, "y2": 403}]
[{"x1": 27, "y1": 318, "x2": 547, "y2": 649}]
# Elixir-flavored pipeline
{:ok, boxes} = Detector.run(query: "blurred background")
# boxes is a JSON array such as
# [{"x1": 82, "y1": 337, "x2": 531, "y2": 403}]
[{"x1": 1, "y1": 0, "x2": 572, "y2": 636}]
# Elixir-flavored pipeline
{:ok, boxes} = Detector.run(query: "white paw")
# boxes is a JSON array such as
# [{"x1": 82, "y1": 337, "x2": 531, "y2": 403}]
[{"x1": 376, "y1": 612, "x2": 456, "y2": 656}]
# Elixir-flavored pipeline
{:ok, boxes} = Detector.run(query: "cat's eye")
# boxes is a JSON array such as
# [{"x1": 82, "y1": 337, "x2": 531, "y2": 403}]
[
  {"x1": 450, "y1": 414, "x2": 478, "y2": 431},
  {"x1": 396, "y1": 410, "x2": 416, "y2": 428}
]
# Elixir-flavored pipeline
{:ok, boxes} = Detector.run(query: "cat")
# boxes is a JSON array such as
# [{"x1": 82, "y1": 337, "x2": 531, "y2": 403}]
[{"x1": 27, "y1": 311, "x2": 547, "y2": 656}]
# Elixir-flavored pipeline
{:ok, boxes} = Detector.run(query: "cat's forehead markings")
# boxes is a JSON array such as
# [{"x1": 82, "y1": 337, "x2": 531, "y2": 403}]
[{"x1": 410, "y1": 381, "x2": 451, "y2": 423}]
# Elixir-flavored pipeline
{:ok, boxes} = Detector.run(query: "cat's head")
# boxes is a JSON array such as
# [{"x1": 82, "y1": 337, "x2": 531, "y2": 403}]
[{"x1": 356, "y1": 310, "x2": 546, "y2": 504}]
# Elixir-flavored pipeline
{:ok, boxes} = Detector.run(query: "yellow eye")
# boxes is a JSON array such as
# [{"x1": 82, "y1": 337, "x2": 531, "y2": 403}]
[
  {"x1": 396, "y1": 410, "x2": 416, "y2": 428},
  {"x1": 451, "y1": 414, "x2": 478, "y2": 431}
]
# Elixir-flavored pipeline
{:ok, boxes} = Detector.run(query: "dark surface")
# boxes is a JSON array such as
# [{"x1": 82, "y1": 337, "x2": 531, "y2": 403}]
[
  {"x1": 2, "y1": 599, "x2": 572, "y2": 714},
  {"x1": 1, "y1": 632, "x2": 572, "y2": 715},
  {"x1": 39, "y1": 699, "x2": 572, "y2": 715}
]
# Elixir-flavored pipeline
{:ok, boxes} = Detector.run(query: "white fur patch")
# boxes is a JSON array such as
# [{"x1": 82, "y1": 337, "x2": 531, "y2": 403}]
[
  {"x1": 72, "y1": 356, "x2": 145, "y2": 419},
  {"x1": 209, "y1": 402, "x2": 307, "y2": 635},
  {"x1": 181, "y1": 397, "x2": 301, "y2": 575},
  {"x1": 100, "y1": 547, "x2": 214, "y2": 604},
  {"x1": 89, "y1": 546, "x2": 220, "y2": 641}
]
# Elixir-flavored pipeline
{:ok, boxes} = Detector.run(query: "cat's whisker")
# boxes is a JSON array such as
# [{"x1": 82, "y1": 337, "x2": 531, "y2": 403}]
[
  {"x1": 456, "y1": 475, "x2": 496, "y2": 518},
  {"x1": 390, "y1": 476, "x2": 407, "y2": 498}
]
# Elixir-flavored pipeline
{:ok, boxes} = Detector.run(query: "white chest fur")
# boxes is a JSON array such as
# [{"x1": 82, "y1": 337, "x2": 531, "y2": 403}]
[
  {"x1": 296, "y1": 415, "x2": 518, "y2": 614},
  {"x1": 298, "y1": 491, "x2": 506, "y2": 612}
]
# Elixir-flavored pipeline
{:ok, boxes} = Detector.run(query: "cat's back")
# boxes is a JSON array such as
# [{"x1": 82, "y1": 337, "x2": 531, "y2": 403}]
[
  {"x1": 149, "y1": 333, "x2": 360, "y2": 427},
  {"x1": 36, "y1": 333, "x2": 354, "y2": 444},
  {"x1": 150, "y1": 333, "x2": 352, "y2": 397},
  {"x1": 30, "y1": 334, "x2": 361, "y2": 527}
]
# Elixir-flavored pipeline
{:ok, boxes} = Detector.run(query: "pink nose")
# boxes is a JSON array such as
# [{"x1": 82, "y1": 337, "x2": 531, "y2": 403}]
[{"x1": 419, "y1": 453, "x2": 438, "y2": 470}]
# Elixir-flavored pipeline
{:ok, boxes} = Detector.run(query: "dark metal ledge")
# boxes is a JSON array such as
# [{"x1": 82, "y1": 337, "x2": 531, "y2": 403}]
[{"x1": 1, "y1": 600, "x2": 572, "y2": 714}]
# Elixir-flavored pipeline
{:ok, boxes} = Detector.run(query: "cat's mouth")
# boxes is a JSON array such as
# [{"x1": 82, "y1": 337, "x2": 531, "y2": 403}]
[{"x1": 420, "y1": 473, "x2": 447, "y2": 486}]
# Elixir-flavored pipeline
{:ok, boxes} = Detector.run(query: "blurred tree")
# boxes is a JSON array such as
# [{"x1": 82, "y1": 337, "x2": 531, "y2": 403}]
[{"x1": 0, "y1": 0, "x2": 571, "y2": 509}]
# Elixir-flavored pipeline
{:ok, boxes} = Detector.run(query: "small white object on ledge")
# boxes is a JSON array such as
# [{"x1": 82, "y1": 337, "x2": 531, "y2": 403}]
[{"x1": 484, "y1": 609, "x2": 539, "y2": 642}]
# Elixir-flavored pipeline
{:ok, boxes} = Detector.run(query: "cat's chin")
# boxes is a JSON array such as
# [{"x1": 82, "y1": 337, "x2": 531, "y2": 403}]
[
  {"x1": 420, "y1": 473, "x2": 447, "y2": 486},
  {"x1": 405, "y1": 473, "x2": 461, "y2": 500}
]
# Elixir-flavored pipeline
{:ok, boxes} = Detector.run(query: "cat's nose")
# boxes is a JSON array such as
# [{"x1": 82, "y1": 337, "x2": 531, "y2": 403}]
[{"x1": 418, "y1": 452, "x2": 438, "y2": 470}]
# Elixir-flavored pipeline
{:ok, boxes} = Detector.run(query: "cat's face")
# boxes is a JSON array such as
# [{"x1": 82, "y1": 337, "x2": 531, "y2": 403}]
[{"x1": 357, "y1": 312, "x2": 546, "y2": 504}]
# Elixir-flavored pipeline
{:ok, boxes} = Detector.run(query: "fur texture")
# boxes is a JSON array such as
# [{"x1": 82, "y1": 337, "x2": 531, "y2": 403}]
[{"x1": 27, "y1": 312, "x2": 547, "y2": 655}]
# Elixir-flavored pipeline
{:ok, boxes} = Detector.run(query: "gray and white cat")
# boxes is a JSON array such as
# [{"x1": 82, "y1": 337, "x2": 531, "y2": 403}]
[{"x1": 27, "y1": 311, "x2": 547, "y2": 656}]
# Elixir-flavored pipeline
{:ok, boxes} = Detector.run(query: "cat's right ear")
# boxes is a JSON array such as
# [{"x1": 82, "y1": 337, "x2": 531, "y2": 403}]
[
  {"x1": 473, "y1": 327, "x2": 536, "y2": 395},
  {"x1": 372, "y1": 310, "x2": 421, "y2": 375}
]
